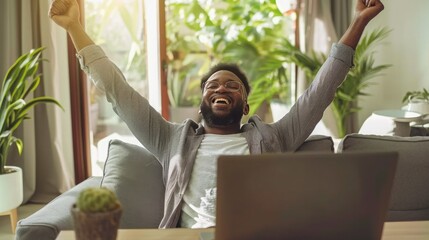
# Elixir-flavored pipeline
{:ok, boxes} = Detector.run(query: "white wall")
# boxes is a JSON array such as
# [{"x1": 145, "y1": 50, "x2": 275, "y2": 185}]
[{"x1": 357, "y1": 0, "x2": 429, "y2": 127}]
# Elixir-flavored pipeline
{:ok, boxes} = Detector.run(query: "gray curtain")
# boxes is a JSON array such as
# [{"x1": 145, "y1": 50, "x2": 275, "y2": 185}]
[
  {"x1": 298, "y1": 0, "x2": 354, "y2": 137},
  {"x1": 0, "y1": 0, "x2": 74, "y2": 204},
  {"x1": 330, "y1": 0, "x2": 356, "y2": 133},
  {"x1": 299, "y1": 0, "x2": 339, "y2": 137},
  {"x1": 330, "y1": 0, "x2": 354, "y2": 37}
]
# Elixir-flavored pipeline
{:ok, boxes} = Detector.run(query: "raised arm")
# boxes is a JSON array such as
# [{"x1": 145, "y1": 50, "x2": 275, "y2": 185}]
[
  {"x1": 49, "y1": 0, "x2": 94, "y2": 51},
  {"x1": 339, "y1": 0, "x2": 384, "y2": 49}
]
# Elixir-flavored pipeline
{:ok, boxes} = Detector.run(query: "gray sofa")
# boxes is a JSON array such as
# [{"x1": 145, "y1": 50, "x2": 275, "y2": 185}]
[
  {"x1": 16, "y1": 133, "x2": 429, "y2": 239},
  {"x1": 16, "y1": 135, "x2": 334, "y2": 240},
  {"x1": 338, "y1": 133, "x2": 429, "y2": 221}
]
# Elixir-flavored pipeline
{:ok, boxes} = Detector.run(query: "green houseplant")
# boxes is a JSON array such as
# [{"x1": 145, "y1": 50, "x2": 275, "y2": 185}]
[
  {"x1": 0, "y1": 47, "x2": 62, "y2": 214},
  {"x1": 167, "y1": 61, "x2": 200, "y2": 108},
  {"x1": 0, "y1": 47, "x2": 62, "y2": 174},
  {"x1": 402, "y1": 88, "x2": 429, "y2": 116},
  {"x1": 164, "y1": 1, "x2": 390, "y2": 133},
  {"x1": 71, "y1": 187, "x2": 122, "y2": 240},
  {"x1": 165, "y1": 1, "x2": 214, "y2": 122},
  {"x1": 165, "y1": 0, "x2": 293, "y2": 117},
  {"x1": 166, "y1": 58, "x2": 202, "y2": 122},
  {"x1": 293, "y1": 28, "x2": 392, "y2": 137},
  {"x1": 332, "y1": 28, "x2": 392, "y2": 137},
  {"x1": 402, "y1": 88, "x2": 429, "y2": 103}
]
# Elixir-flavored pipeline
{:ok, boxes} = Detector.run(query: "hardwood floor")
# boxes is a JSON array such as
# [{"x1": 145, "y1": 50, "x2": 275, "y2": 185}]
[{"x1": 0, "y1": 204, "x2": 44, "y2": 240}]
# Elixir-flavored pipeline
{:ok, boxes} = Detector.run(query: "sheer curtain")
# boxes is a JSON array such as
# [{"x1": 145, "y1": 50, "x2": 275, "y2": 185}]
[
  {"x1": 298, "y1": 0, "x2": 353, "y2": 137},
  {"x1": 330, "y1": 0, "x2": 353, "y2": 37},
  {"x1": 0, "y1": 0, "x2": 74, "y2": 204},
  {"x1": 330, "y1": 0, "x2": 357, "y2": 133}
]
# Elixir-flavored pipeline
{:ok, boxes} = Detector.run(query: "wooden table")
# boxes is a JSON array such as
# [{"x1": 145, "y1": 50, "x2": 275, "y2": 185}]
[
  {"x1": 57, "y1": 221, "x2": 429, "y2": 240},
  {"x1": 381, "y1": 221, "x2": 429, "y2": 240}
]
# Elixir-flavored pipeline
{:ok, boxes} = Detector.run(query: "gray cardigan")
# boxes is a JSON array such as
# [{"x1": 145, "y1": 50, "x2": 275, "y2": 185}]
[{"x1": 77, "y1": 42, "x2": 354, "y2": 228}]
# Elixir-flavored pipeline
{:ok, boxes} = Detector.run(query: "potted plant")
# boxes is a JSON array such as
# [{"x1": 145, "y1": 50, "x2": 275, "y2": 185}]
[
  {"x1": 165, "y1": 37, "x2": 204, "y2": 123},
  {"x1": 165, "y1": 0, "x2": 293, "y2": 120},
  {"x1": 402, "y1": 88, "x2": 429, "y2": 115},
  {"x1": 165, "y1": 1, "x2": 390, "y2": 132},
  {"x1": 71, "y1": 187, "x2": 122, "y2": 240},
  {"x1": 0, "y1": 47, "x2": 62, "y2": 214},
  {"x1": 291, "y1": 27, "x2": 391, "y2": 137},
  {"x1": 167, "y1": 60, "x2": 202, "y2": 123},
  {"x1": 165, "y1": 1, "x2": 210, "y2": 123}
]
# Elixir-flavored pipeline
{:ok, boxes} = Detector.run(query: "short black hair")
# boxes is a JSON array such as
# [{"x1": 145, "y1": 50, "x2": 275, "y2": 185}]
[{"x1": 200, "y1": 63, "x2": 251, "y2": 95}]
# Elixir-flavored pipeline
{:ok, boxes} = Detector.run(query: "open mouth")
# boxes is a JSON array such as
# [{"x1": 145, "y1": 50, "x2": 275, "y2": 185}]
[{"x1": 212, "y1": 97, "x2": 231, "y2": 105}]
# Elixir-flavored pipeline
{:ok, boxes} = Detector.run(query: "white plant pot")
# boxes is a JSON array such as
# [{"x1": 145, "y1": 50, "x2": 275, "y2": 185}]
[
  {"x1": 0, "y1": 166, "x2": 23, "y2": 212},
  {"x1": 407, "y1": 100, "x2": 429, "y2": 116}
]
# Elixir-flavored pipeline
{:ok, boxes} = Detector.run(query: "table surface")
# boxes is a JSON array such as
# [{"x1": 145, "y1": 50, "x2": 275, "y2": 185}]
[
  {"x1": 373, "y1": 109, "x2": 423, "y2": 122},
  {"x1": 57, "y1": 220, "x2": 429, "y2": 240}
]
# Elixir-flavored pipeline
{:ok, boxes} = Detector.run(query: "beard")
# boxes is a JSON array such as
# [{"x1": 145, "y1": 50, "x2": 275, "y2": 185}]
[{"x1": 200, "y1": 101, "x2": 244, "y2": 126}]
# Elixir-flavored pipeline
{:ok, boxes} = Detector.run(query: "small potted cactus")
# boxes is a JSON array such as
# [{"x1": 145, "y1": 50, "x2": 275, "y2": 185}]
[{"x1": 71, "y1": 187, "x2": 122, "y2": 240}]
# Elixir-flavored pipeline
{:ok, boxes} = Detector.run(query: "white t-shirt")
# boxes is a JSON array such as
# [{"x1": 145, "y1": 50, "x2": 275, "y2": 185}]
[{"x1": 180, "y1": 133, "x2": 249, "y2": 228}]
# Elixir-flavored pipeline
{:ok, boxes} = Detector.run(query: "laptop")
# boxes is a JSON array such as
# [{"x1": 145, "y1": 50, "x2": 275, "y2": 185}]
[{"x1": 201, "y1": 151, "x2": 398, "y2": 240}]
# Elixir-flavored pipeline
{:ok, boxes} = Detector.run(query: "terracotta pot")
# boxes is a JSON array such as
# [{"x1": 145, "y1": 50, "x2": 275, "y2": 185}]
[{"x1": 71, "y1": 205, "x2": 122, "y2": 240}]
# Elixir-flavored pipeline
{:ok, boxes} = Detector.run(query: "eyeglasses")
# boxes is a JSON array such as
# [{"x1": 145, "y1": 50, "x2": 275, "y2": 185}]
[{"x1": 203, "y1": 81, "x2": 243, "y2": 92}]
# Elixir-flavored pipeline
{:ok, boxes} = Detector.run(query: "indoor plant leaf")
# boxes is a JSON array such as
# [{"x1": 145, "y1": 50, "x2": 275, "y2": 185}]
[{"x1": 0, "y1": 47, "x2": 62, "y2": 174}]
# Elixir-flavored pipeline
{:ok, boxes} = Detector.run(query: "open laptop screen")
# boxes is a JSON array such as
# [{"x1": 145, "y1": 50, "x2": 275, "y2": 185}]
[{"x1": 213, "y1": 151, "x2": 398, "y2": 240}]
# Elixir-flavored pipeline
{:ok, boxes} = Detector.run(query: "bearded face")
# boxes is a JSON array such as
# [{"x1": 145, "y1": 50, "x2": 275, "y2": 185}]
[
  {"x1": 199, "y1": 70, "x2": 249, "y2": 128},
  {"x1": 200, "y1": 99, "x2": 245, "y2": 126}
]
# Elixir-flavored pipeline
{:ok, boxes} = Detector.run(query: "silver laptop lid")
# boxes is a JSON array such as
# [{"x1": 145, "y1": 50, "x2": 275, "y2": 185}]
[{"x1": 215, "y1": 151, "x2": 398, "y2": 240}]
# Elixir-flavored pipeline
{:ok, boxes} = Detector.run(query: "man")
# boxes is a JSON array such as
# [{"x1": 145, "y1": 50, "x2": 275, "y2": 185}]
[{"x1": 49, "y1": 0, "x2": 384, "y2": 228}]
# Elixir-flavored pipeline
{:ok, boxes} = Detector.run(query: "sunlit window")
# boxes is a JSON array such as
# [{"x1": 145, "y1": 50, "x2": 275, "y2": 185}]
[{"x1": 85, "y1": 0, "x2": 147, "y2": 175}]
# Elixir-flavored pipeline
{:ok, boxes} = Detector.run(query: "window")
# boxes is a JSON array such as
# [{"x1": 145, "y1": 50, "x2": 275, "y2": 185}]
[{"x1": 84, "y1": 0, "x2": 165, "y2": 175}]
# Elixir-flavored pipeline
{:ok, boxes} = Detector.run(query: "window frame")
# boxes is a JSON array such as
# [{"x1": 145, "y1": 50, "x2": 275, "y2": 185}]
[{"x1": 68, "y1": 0, "x2": 168, "y2": 183}]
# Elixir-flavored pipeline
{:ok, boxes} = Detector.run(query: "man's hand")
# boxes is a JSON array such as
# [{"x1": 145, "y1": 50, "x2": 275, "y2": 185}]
[
  {"x1": 49, "y1": 0, "x2": 94, "y2": 51},
  {"x1": 355, "y1": 0, "x2": 384, "y2": 24},
  {"x1": 339, "y1": 0, "x2": 384, "y2": 49},
  {"x1": 49, "y1": 0, "x2": 80, "y2": 31}
]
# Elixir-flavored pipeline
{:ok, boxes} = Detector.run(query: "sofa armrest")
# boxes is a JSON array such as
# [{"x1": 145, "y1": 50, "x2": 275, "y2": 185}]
[
  {"x1": 16, "y1": 139, "x2": 165, "y2": 240},
  {"x1": 16, "y1": 177, "x2": 102, "y2": 240}
]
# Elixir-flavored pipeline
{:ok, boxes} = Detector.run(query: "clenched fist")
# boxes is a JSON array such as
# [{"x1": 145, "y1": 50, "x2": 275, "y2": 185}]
[{"x1": 49, "y1": 0, "x2": 80, "y2": 31}]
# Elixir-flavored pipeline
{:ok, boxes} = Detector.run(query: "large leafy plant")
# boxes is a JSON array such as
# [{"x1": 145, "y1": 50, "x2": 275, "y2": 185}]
[
  {"x1": 165, "y1": 1, "x2": 208, "y2": 107},
  {"x1": 0, "y1": 48, "x2": 62, "y2": 174},
  {"x1": 334, "y1": 28, "x2": 391, "y2": 137},
  {"x1": 164, "y1": 1, "x2": 390, "y2": 134},
  {"x1": 296, "y1": 28, "x2": 392, "y2": 137},
  {"x1": 166, "y1": 0, "x2": 294, "y2": 114},
  {"x1": 167, "y1": 58, "x2": 202, "y2": 107}
]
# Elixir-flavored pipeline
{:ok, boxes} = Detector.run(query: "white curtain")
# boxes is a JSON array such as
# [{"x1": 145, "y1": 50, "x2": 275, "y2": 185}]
[
  {"x1": 0, "y1": 0, "x2": 74, "y2": 203},
  {"x1": 298, "y1": 0, "x2": 338, "y2": 137},
  {"x1": 299, "y1": 0, "x2": 353, "y2": 137}
]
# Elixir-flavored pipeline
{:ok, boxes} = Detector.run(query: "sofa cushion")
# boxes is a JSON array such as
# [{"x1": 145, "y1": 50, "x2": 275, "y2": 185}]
[
  {"x1": 101, "y1": 139, "x2": 165, "y2": 228},
  {"x1": 297, "y1": 135, "x2": 334, "y2": 152},
  {"x1": 338, "y1": 133, "x2": 429, "y2": 221}
]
